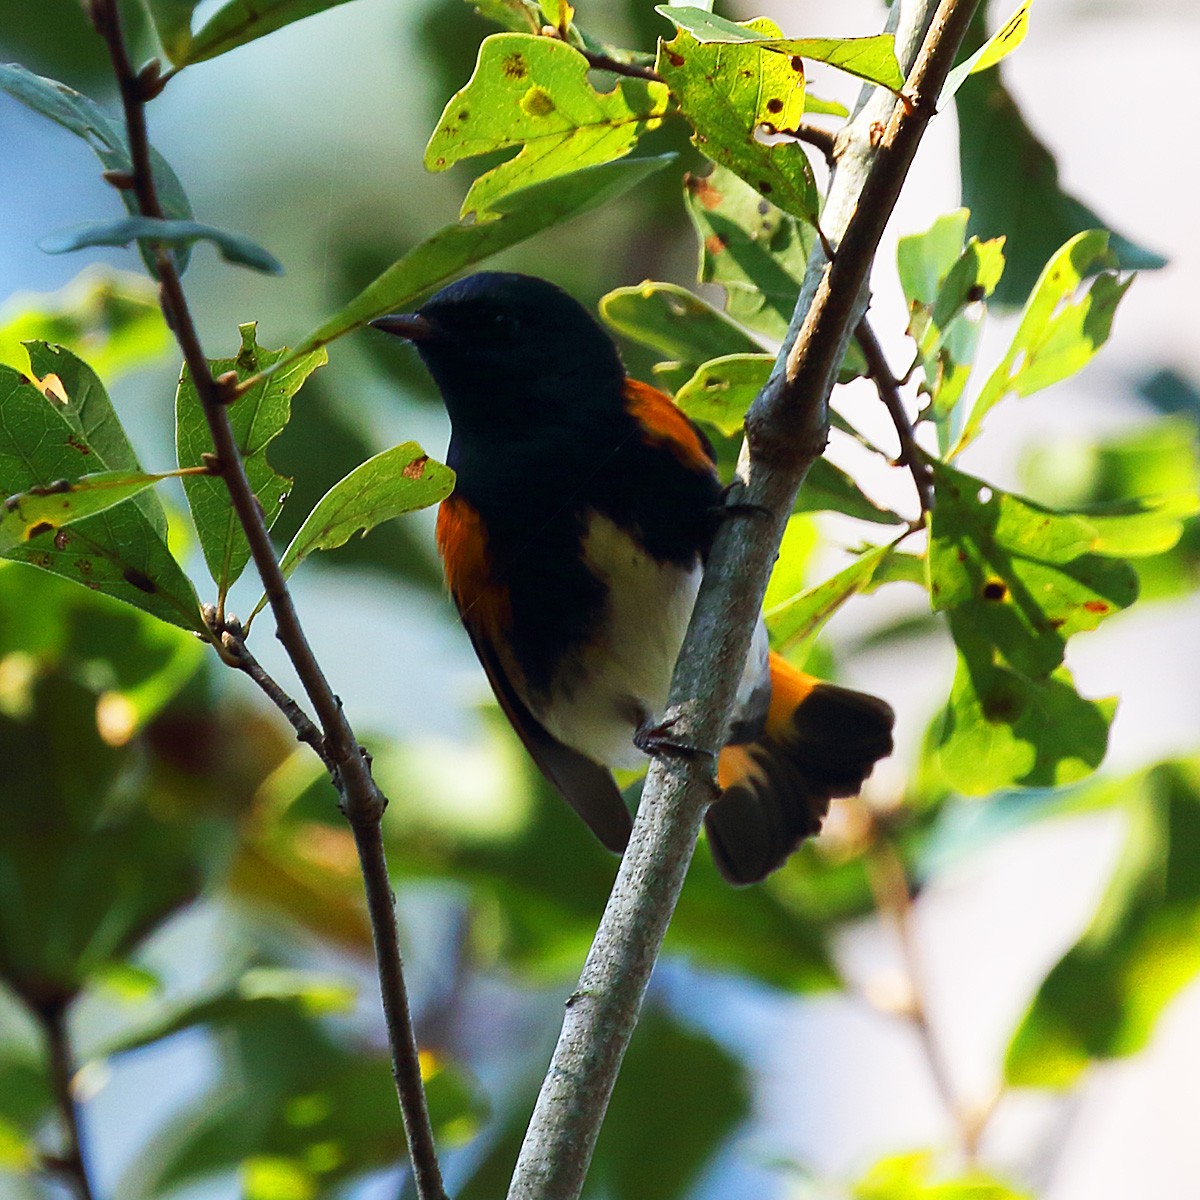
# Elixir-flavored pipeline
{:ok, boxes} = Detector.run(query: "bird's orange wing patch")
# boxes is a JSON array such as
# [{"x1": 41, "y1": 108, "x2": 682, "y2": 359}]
[
  {"x1": 623, "y1": 377, "x2": 715, "y2": 474},
  {"x1": 436, "y1": 494, "x2": 511, "y2": 638}
]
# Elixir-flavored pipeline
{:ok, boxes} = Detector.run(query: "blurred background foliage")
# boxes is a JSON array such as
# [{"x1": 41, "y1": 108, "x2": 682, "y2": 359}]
[{"x1": 1, "y1": 0, "x2": 1198, "y2": 1197}]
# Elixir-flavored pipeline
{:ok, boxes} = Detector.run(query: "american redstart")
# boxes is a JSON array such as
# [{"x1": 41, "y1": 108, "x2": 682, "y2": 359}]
[{"x1": 372, "y1": 272, "x2": 893, "y2": 884}]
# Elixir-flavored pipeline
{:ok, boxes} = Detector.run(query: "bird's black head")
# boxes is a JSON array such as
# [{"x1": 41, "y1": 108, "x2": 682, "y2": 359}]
[{"x1": 371, "y1": 272, "x2": 625, "y2": 442}]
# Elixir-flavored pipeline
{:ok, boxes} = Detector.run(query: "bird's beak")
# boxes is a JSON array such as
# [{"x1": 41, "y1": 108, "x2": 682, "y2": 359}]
[{"x1": 369, "y1": 313, "x2": 436, "y2": 342}]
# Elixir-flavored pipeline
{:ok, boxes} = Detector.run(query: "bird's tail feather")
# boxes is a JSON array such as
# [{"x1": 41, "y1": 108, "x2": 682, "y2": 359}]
[{"x1": 707, "y1": 652, "x2": 894, "y2": 885}]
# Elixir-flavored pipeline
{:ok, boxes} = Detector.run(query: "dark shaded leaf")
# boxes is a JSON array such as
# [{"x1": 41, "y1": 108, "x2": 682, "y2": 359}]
[{"x1": 40, "y1": 216, "x2": 283, "y2": 275}]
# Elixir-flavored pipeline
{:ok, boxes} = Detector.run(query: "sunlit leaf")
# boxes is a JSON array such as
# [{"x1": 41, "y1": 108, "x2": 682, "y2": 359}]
[
  {"x1": 0, "y1": 469, "x2": 178, "y2": 553},
  {"x1": 426, "y1": 34, "x2": 670, "y2": 218},
  {"x1": 682, "y1": 163, "x2": 815, "y2": 340},
  {"x1": 657, "y1": 19, "x2": 819, "y2": 224},
  {"x1": 1007, "y1": 762, "x2": 1200, "y2": 1088},
  {"x1": 277, "y1": 154, "x2": 675, "y2": 371},
  {"x1": 941, "y1": 0, "x2": 1034, "y2": 101},
  {"x1": 655, "y1": 6, "x2": 904, "y2": 90},
  {"x1": 0, "y1": 364, "x2": 203, "y2": 630},
  {"x1": 673, "y1": 353, "x2": 770, "y2": 436},
  {"x1": 0, "y1": 269, "x2": 170, "y2": 382},
  {"x1": 929, "y1": 463, "x2": 1137, "y2": 793},
  {"x1": 0, "y1": 63, "x2": 193, "y2": 274},
  {"x1": 181, "y1": 0, "x2": 360, "y2": 66},
  {"x1": 40, "y1": 215, "x2": 283, "y2": 275},
  {"x1": 854, "y1": 1150, "x2": 1030, "y2": 1199},
  {"x1": 957, "y1": 67, "x2": 1164, "y2": 306},
  {"x1": 244, "y1": 443, "x2": 455, "y2": 622},
  {"x1": 176, "y1": 324, "x2": 326, "y2": 592},
  {"x1": 954, "y1": 231, "x2": 1133, "y2": 453},
  {"x1": 467, "y1": 0, "x2": 542, "y2": 34}
]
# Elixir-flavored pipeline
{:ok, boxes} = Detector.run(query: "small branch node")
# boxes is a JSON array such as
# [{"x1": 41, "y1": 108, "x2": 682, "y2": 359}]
[
  {"x1": 200, "y1": 451, "x2": 224, "y2": 475},
  {"x1": 135, "y1": 58, "x2": 167, "y2": 101},
  {"x1": 213, "y1": 370, "x2": 242, "y2": 403},
  {"x1": 101, "y1": 168, "x2": 136, "y2": 189}
]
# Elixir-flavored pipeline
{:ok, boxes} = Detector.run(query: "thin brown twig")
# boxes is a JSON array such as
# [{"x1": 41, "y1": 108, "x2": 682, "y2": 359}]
[
  {"x1": 88, "y1": 4, "x2": 447, "y2": 1196},
  {"x1": 579, "y1": 48, "x2": 662, "y2": 82},
  {"x1": 38, "y1": 1000, "x2": 94, "y2": 1200},
  {"x1": 855, "y1": 317, "x2": 935, "y2": 518}
]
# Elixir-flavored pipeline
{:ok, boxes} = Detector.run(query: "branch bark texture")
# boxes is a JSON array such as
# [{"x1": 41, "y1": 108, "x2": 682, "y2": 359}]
[
  {"x1": 88, "y1": 5, "x2": 446, "y2": 1196},
  {"x1": 505, "y1": 1, "x2": 981, "y2": 1197}
]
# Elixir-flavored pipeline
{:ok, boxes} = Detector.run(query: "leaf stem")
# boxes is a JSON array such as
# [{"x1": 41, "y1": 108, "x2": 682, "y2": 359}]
[
  {"x1": 855, "y1": 317, "x2": 935, "y2": 518},
  {"x1": 504, "y1": 2, "x2": 981, "y2": 1197},
  {"x1": 38, "y1": 999, "x2": 95, "y2": 1200},
  {"x1": 89, "y1": 4, "x2": 447, "y2": 1196}
]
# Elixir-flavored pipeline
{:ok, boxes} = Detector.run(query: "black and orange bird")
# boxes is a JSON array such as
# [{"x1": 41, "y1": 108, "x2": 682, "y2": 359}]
[{"x1": 372, "y1": 272, "x2": 893, "y2": 884}]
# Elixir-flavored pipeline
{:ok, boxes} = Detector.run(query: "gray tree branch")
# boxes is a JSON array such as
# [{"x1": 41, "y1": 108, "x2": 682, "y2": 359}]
[{"x1": 504, "y1": 2, "x2": 981, "y2": 1197}]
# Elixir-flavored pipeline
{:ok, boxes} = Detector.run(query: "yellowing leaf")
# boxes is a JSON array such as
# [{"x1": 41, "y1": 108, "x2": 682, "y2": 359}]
[{"x1": 426, "y1": 33, "x2": 669, "y2": 218}]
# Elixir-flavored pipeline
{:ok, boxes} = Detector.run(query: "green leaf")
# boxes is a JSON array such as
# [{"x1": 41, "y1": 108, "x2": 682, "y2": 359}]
[
  {"x1": 766, "y1": 542, "x2": 896, "y2": 654},
  {"x1": 141, "y1": 0, "x2": 202, "y2": 65},
  {"x1": 468, "y1": 0, "x2": 543, "y2": 34},
  {"x1": 0, "y1": 63, "x2": 194, "y2": 274},
  {"x1": 274, "y1": 442, "x2": 455, "y2": 582},
  {"x1": 0, "y1": 268, "x2": 170, "y2": 383},
  {"x1": 23, "y1": 340, "x2": 169, "y2": 538},
  {"x1": 0, "y1": 364, "x2": 203, "y2": 630},
  {"x1": 683, "y1": 163, "x2": 815, "y2": 340},
  {"x1": 40, "y1": 216, "x2": 283, "y2": 275},
  {"x1": 929, "y1": 463, "x2": 1137, "y2": 793},
  {"x1": 278, "y1": 153, "x2": 675, "y2": 370},
  {"x1": 896, "y1": 209, "x2": 1006, "y2": 433},
  {"x1": 657, "y1": 19, "x2": 820, "y2": 224},
  {"x1": 0, "y1": 469, "x2": 178, "y2": 553},
  {"x1": 957, "y1": 68, "x2": 1164, "y2": 306},
  {"x1": 176, "y1": 324, "x2": 326, "y2": 592},
  {"x1": 426, "y1": 34, "x2": 670, "y2": 218},
  {"x1": 795, "y1": 459, "x2": 900, "y2": 525},
  {"x1": 599, "y1": 282, "x2": 760, "y2": 376},
  {"x1": 854, "y1": 1150, "x2": 1030, "y2": 1199},
  {"x1": 954, "y1": 231, "x2": 1132, "y2": 452},
  {"x1": 171, "y1": 0, "x2": 360, "y2": 66},
  {"x1": 941, "y1": 0, "x2": 1033, "y2": 101},
  {"x1": 673, "y1": 353, "x2": 770, "y2": 436},
  {"x1": 655, "y1": 6, "x2": 904, "y2": 91},
  {"x1": 1006, "y1": 762, "x2": 1200, "y2": 1088}
]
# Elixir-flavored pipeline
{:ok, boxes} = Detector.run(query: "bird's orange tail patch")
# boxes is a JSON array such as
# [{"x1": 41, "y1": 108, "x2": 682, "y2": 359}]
[{"x1": 711, "y1": 653, "x2": 894, "y2": 885}]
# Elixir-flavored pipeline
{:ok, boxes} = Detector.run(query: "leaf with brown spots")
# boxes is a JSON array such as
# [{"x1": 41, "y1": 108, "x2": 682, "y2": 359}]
[
  {"x1": 929, "y1": 461, "x2": 1140, "y2": 792},
  {"x1": 0, "y1": 362, "x2": 203, "y2": 630},
  {"x1": 656, "y1": 19, "x2": 819, "y2": 224},
  {"x1": 247, "y1": 443, "x2": 454, "y2": 624},
  {"x1": 426, "y1": 33, "x2": 669, "y2": 219}
]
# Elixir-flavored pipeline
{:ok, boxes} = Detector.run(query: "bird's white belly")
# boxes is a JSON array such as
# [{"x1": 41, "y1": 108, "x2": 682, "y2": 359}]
[{"x1": 534, "y1": 512, "x2": 768, "y2": 770}]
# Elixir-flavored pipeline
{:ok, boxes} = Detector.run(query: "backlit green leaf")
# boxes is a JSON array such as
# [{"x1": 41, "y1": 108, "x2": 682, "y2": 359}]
[
  {"x1": 0, "y1": 364, "x2": 203, "y2": 630},
  {"x1": 426, "y1": 34, "x2": 669, "y2": 218},
  {"x1": 0, "y1": 63, "x2": 193, "y2": 274},
  {"x1": 183, "y1": 0, "x2": 360, "y2": 66},
  {"x1": 941, "y1": 0, "x2": 1034, "y2": 101},
  {"x1": 468, "y1": 0, "x2": 542, "y2": 34},
  {"x1": 0, "y1": 269, "x2": 170, "y2": 383},
  {"x1": 40, "y1": 216, "x2": 283, "y2": 275},
  {"x1": 276, "y1": 154, "x2": 674, "y2": 373},
  {"x1": 1006, "y1": 762, "x2": 1200, "y2": 1088},
  {"x1": 176, "y1": 324, "x2": 326, "y2": 593},
  {"x1": 854, "y1": 1150, "x2": 1030, "y2": 1199},
  {"x1": 954, "y1": 231, "x2": 1132, "y2": 453},
  {"x1": 272, "y1": 442, "x2": 454, "y2": 585},
  {"x1": 673, "y1": 353, "x2": 771, "y2": 436},
  {"x1": 657, "y1": 19, "x2": 819, "y2": 224},
  {"x1": 930, "y1": 463, "x2": 1137, "y2": 792},
  {"x1": 655, "y1": 6, "x2": 904, "y2": 90}
]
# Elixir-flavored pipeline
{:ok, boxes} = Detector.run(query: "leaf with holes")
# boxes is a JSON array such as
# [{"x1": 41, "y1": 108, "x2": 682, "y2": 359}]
[
  {"x1": 426, "y1": 33, "x2": 669, "y2": 218},
  {"x1": 40, "y1": 217, "x2": 282, "y2": 275},
  {"x1": 896, "y1": 209, "x2": 1006, "y2": 435},
  {"x1": 655, "y1": 6, "x2": 904, "y2": 91},
  {"x1": 929, "y1": 463, "x2": 1138, "y2": 792},
  {"x1": 176, "y1": 324, "x2": 325, "y2": 594},
  {"x1": 0, "y1": 363, "x2": 203, "y2": 630},
  {"x1": 954, "y1": 231, "x2": 1133, "y2": 453},
  {"x1": 1006, "y1": 762, "x2": 1200, "y2": 1088},
  {"x1": 0, "y1": 64, "x2": 193, "y2": 275},
  {"x1": 657, "y1": 19, "x2": 819, "y2": 224}
]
